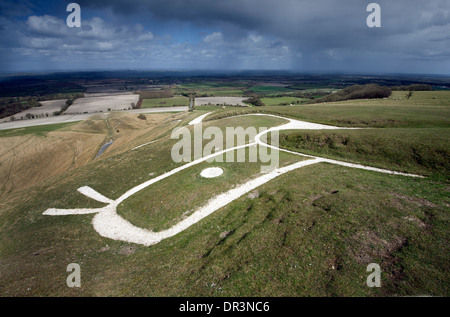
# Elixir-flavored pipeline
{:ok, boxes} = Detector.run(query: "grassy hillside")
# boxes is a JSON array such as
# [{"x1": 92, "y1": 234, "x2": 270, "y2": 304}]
[
  {"x1": 260, "y1": 97, "x2": 306, "y2": 106},
  {"x1": 206, "y1": 91, "x2": 450, "y2": 128},
  {"x1": 0, "y1": 91, "x2": 448, "y2": 297},
  {"x1": 279, "y1": 128, "x2": 449, "y2": 180}
]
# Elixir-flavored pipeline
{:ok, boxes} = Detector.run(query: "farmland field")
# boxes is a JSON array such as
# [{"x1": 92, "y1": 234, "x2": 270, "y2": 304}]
[
  {"x1": 175, "y1": 82, "x2": 247, "y2": 97},
  {"x1": 261, "y1": 96, "x2": 306, "y2": 106},
  {"x1": 195, "y1": 96, "x2": 248, "y2": 106},
  {"x1": 67, "y1": 94, "x2": 140, "y2": 114},
  {"x1": 141, "y1": 96, "x2": 189, "y2": 108},
  {"x1": 176, "y1": 82, "x2": 247, "y2": 90},
  {"x1": 193, "y1": 90, "x2": 245, "y2": 97},
  {"x1": 0, "y1": 99, "x2": 67, "y2": 122},
  {"x1": 248, "y1": 85, "x2": 295, "y2": 94}
]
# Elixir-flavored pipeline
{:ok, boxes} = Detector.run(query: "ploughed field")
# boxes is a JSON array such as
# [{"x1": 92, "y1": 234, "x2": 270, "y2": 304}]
[{"x1": 67, "y1": 94, "x2": 140, "y2": 114}]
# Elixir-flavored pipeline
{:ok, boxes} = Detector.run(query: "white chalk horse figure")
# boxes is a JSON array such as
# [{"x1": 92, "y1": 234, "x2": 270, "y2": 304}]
[
  {"x1": 43, "y1": 185, "x2": 165, "y2": 247},
  {"x1": 43, "y1": 158, "x2": 327, "y2": 247},
  {"x1": 43, "y1": 114, "x2": 423, "y2": 247}
]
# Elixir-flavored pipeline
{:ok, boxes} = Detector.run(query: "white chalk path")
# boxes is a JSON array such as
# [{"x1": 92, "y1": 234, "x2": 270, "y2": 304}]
[
  {"x1": 43, "y1": 113, "x2": 423, "y2": 246},
  {"x1": 249, "y1": 114, "x2": 424, "y2": 178},
  {"x1": 188, "y1": 112, "x2": 213, "y2": 125},
  {"x1": 130, "y1": 111, "x2": 211, "y2": 151},
  {"x1": 132, "y1": 139, "x2": 159, "y2": 151}
]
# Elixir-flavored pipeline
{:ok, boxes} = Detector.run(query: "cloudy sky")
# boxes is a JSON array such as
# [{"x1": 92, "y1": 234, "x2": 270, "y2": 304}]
[{"x1": 0, "y1": 0, "x2": 449, "y2": 74}]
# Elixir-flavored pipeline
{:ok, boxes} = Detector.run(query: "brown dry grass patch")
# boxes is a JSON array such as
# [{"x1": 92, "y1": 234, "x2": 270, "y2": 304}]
[{"x1": 0, "y1": 112, "x2": 186, "y2": 198}]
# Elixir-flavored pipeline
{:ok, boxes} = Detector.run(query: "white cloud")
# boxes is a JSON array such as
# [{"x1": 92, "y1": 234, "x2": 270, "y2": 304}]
[
  {"x1": 1, "y1": 12, "x2": 296, "y2": 71},
  {"x1": 20, "y1": 15, "x2": 158, "y2": 54},
  {"x1": 249, "y1": 34, "x2": 262, "y2": 43},
  {"x1": 203, "y1": 32, "x2": 223, "y2": 44},
  {"x1": 26, "y1": 15, "x2": 68, "y2": 37},
  {"x1": 137, "y1": 32, "x2": 154, "y2": 41}
]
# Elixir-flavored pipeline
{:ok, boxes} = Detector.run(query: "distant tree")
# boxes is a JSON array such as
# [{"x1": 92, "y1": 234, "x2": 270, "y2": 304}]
[
  {"x1": 312, "y1": 84, "x2": 392, "y2": 103},
  {"x1": 406, "y1": 90, "x2": 414, "y2": 100},
  {"x1": 391, "y1": 84, "x2": 432, "y2": 91},
  {"x1": 409, "y1": 84, "x2": 432, "y2": 91},
  {"x1": 244, "y1": 96, "x2": 265, "y2": 107}
]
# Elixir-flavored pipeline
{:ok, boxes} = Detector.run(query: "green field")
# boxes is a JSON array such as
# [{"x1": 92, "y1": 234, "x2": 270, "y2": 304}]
[
  {"x1": 193, "y1": 90, "x2": 245, "y2": 97},
  {"x1": 248, "y1": 86, "x2": 294, "y2": 94},
  {"x1": 0, "y1": 121, "x2": 78, "y2": 137},
  {"x1": 174, "y1": 82, "x2": 247, "y2": 98},
  {"x1": 177, "y1": 82, "x2": 247, "y2": 90},
  {"x1": 287, "y1": 84, "x2": 341, "y2": 90},
  {"x1": 0, "y1": 90, "x2": 448, "y2": 297},
  {"x1": 141, "y1": 96, "x2": 189, "y2": 108},
  {"x1": 261, "y1": 97, "x2": 306, "y2": 106}
]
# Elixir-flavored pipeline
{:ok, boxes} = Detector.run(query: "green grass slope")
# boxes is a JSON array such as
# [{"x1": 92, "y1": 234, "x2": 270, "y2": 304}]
[{"x1": 0, "y1": 93, "x2": 448, "y2": 297}]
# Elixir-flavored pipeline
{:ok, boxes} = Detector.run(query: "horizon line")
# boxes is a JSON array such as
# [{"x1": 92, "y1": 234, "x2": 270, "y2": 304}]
[{"x1": 1, "y1": 69, "x2": 450, "y2": 78}]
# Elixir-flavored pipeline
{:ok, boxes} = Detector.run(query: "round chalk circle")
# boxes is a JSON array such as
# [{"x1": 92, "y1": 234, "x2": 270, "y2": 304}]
[{"x1": 200, "y1": 167, "x2": 224, "y2": 178}]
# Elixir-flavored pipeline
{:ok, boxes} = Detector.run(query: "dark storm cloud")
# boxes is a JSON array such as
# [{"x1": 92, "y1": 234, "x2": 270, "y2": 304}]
[
  {"x1": 75, "y1": 0, "x2": 446, "y2": 40},
  {"x1": 0, "y1": 0, "x2": 449, "y2": 73},
  {"x1": 75, "y1": 0, "x2": 450, "y2": 62},
  {"x1": 0, "y1": 0, "x2": 34, "y2": 17},
  {"x1": 77, "y1": 0, "x2": 365, "y2": 40}
]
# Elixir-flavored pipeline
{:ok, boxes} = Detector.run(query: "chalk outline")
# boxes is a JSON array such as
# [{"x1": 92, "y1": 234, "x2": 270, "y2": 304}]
[{"x1": 43, "y1": 114, "x2": 423, "y2": 246}]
